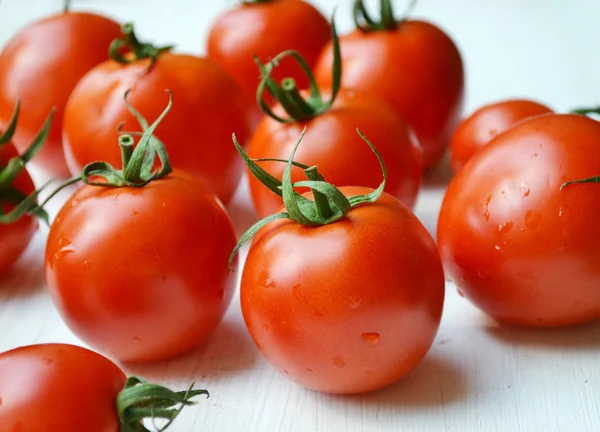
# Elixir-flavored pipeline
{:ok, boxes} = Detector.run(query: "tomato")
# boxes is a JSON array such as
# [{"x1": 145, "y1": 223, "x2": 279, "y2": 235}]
[
  {"x1": 0, "y1": 11, "x2": 121, "y2": 177},
  {"x1": 63, "y1": 25, "x2": 251, "y2": 205},
  {"x1": 438, "y1": 114, "x2": 600, "y2": 327},
  {"x1": 315, "y1": 8, "x2": 464, "y2": 170},
  {"x1": 207, "y1": 0, "x2": 331, "y2": 126},
  {"x1": 241, "y1": 186, "x2": 444, "y2": 394},
  {"x1": 450, "y1": 99, "x2": 552, "y2": 172},
  {"x1": 0, "y1": 343, "x2": 206, "y2": 431},
  {"x1": 248, "y1": 89, "x2": 422, "y2": 218}
]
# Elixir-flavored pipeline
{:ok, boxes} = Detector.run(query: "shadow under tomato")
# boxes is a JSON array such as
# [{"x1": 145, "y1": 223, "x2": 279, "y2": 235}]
[
  {"x1": 423, "y1": 152, "x2": 454, "y2": 188},
  {"x1": 483, "y1": 318, "x2": 600, "y2": 350},
  {"x1": 0, "y1": 240, "x2": 46, "y2": 299}
]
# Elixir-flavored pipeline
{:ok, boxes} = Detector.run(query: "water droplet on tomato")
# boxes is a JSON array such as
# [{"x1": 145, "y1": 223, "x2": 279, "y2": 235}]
[
  {"x1": 313, "y1": 310, "x2": 324, "y2": 318},
  {"x1": 283, "y1": 370, "x2": 289, "y2": 375},
  {"x1": 476, "y1": 268, "x2": 489, "y2": 279},
  {"x1": 83, "y1": 261, "x2": 91, "y2": 272},
  {"x1": 293, "y1": 284, "x2": 308, "y2": 305},
  {"x1": 531, "y1": 153, "x2": 538, "y2": 159},
  {"x1": 497, "y1": 222, "x2": 514, "y2": 234},
  {"x1": 557, "y1": 241, "x2": 567, "y2": 252},
  {"x1": 483, "y1": 195, "x2": 492, "y2": 221},
  {"x1": 306, "y1": 368, "x2": 313, "y2": 373},
  {"x1": 361, "y1": 332, "x2": 381, "y2": 346},
  {"x1": 265, "y1": 279, "x2": 276, "y2": 289},
  {"x1": 214, "y1": 288, "x2": 224, "y2": 304},
  {"x1": 525, "y1": 210, "x2": 541, "y2": 230},
  {"x1": 54, "y1": 237, "x2": 75, "y2": 261},
  {"x1": 494, "y1": 245, "x2": 501, "y2": 251},
  {"x1": 131, "y1": 209, "x2": 139, "y2": 216},
  {"x1": 153, "y1": 246, "x2": 163, "y2": 261},
  {"x1": 348, "y1": 296, "x2": 363, "y2": 310},
  {"x1": 162, "y1": 202, "x2": 166, "y2": 207},
  {"x1": 520, "y1": 183, "x2": 531, "y2": 198},
  {"x1": 332, "y1": 356, "x2": 345, "y2": 368},
  {"x1": 558, "y1": 206, "x2": 571, "y2": 221}
]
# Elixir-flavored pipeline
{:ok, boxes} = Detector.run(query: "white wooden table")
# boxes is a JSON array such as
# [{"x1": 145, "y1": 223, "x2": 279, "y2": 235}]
[{"x1": 1, "y1": 1, "x2": 600, "y2": 431}]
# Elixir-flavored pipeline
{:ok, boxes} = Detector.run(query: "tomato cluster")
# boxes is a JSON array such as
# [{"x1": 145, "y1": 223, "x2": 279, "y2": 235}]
[{"x1": 0, "y1": 0, "x2": 597, "y2": 429}]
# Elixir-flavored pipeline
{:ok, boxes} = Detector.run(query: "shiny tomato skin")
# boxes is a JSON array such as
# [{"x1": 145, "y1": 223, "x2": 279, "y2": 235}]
[
  {"x1": 242, "y1": 187, "x2": 445, "y2": 394},
  {"x1": 247, "y1": 89, "x2": 423, "y2": 218},
  {"x1": 315, "y1": 20, "x2": 464, "y2": 170},
  {"x1": 207, "y1": 0, "x2": 331, "y2": 126},
  {"x1": 438, "y1": 114, "x2": 600, "y2": 327},
  {"x1": 45, "y1": 170, "x2": 238, "y2": 362},
  {"x1": 0, "y1": 12, "x2": 121, "y2": 178},
  {"x1": 63, "y1": 53, "x2": 251, "y2": 205},
  {"x1": 450, "y1": 99, "x2": 552, "y2": 172},
  {"x1": 0, "y1": 343, "x2": 125, "y2": 432},
  {"x1": 0, "y1": 143, "x2": 38, "y2": 275}
]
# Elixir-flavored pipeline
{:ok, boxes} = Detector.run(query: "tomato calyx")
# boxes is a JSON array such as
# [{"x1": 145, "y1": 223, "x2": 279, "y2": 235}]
[
  {"x1": 109, "y1": 23, "x2": 173, "y2": 70},
  {"x1": 229, "y1": 127, "x2": 387, "y2": 267},
  {"x1": 570, "y1": 106, "x2": 600, "y2": 116},
  {"x1": 255, "y1": 16, "x2": 341, "y2": 123},
  {"x1": 117, "y1": 376, "x2": 209, "y2": 432},
  {"x1": 353, "y1": 0, "x2": 417, "y2": 32},
  {"x1": 63, "y1": 0, "x2": 71, "y2": 13},
  {"x1": 0, "y1": 102, "x2": 54, "y2": 225}
]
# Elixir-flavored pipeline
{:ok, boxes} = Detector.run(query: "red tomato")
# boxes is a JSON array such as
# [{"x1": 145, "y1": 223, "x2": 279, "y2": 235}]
[
  {"x1": 45, "y1": 169, "x2": 238, "y2": 362},
  {"x1": 242, "y1": 186, "x2": 444, "y2": 394},
  {"x1": 248, "y1": 89, "x2": 422, "y2": 218},
  {"x1": 315, "y1": 20, "x2": 464, "y2": 170},
  {"x1": 207, "y1": 0, "x2": 331, "y2": 126},
  {"x1": 63, "y1": 51, "x2": 250, "y2": 205},
  {"x1": 438, "y1": 114, "x2": 600, "y2": 327},
  {"x1": 0, "y1": 143, "x2": 38, "y2": 275},
  {"x1": 0, "y1": 12, "x2": 121, "y2": 177},
  {"x1": 450, "y1": 99, "x2": 552, "y2": 172}
]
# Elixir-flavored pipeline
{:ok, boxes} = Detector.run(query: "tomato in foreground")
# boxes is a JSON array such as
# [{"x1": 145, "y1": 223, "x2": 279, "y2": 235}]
[
  {"x1": 450, "y1": 99, "x2": 552, "y2": 172},
  {"x1": 232, "y1": 130, "x2": 444, "y2": 394},
  {"x1": 63, "y1": 24, "x2": 250, "y2": 204},
  {"x1": 315, "y1": 0, "x2": 464, "y2": 170},
  {"x1": 438, "y1": 114, "x2": 600, "y2": 327},
  {"x1": 0, "y1": 9, "x2": 121, "y2": 177},
  {"x1": 46, "y1": 94, "x2": 238, "y2": 362},
  {"x1": 0, "y1": 343, "x2": 207, "y2": 432}
]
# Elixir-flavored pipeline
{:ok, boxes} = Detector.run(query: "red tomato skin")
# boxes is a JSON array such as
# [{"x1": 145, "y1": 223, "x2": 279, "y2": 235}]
[
  {"x1": 315, "y1": 20, "x2": 464, "y2": 170},
  {"x1": 63, "y1": 53, "x2": 251, "y2": 205},
  {"x1": 241, "y1": 187, "x2": 445, "y2": 394},
  {"x1": 247, "y1": 89, "x2": 423, "y2": 218},
  {"x1": 44, "y1": 170, "x2": 238, "y2": 362},
  {"x1": 0, "y1": 12, "x2": 121, "y2": 178},
  {"x1": 438, "y1": 114, "x2": 600, "y2": 327},
  {"x1": 0, "y1": 343, "x2": 125, "y2": 432},
  {"x1": 207, "y1": 0, "x2": 331, "y2": 126},
  {"x1": 0, "y1": 143, "x2": 38, "y2": 275},
  {"x1": 450, "y1": 99, "x2": 553, "y2": 172}
]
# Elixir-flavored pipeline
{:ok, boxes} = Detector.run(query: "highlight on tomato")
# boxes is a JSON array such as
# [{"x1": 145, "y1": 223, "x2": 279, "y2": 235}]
[
  {"x1": 230, "y1": 128, "x2": 444, "y2": 394},
  {"x1": 450, "y1": 99, "x2": 552, "y2": 172},
  {"x1": 315, "y1": 0, "x2": 464, "y2": 170},
  {"x1": 45, "y1": 91, "x2": 238, "y2": 363},
  {"x1": 0, "y1": 1, "x2": 121, "y2": 177},
  {"x1": 207, "y1": 0, "x2": 331, "y2": 126},
  {"x1": 63, "y1": 23, "x2": 251, "y2": 205},
  {"x1": 247, "y1": 19, "x2": 422, "y2": 218},
  {"x1": 438, "y1": 113, "x2": 600, "y2": 328},
  {"x1": 0, "y1": 102, "x2": 54, "y2": 276},
  {"x1": 0, "y1": 343, "x2": 208, "y2": 432}
]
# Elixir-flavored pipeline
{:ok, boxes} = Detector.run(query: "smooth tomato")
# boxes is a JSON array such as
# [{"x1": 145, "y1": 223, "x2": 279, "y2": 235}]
[
  {"x1": 315, "y1": 20, "x2": 464, "y2": 170},
  {"x1": 450, "y1": 99, "x2": 552, "y2": 172},
  {"x1": 207, "y1": 0, "x2": 331, "y2": 125},
  {"x1": 242, "y1": 187, "x2": 444, "y2": 394},
  {"x1": 438, "y1": 114, "x2": 600, "y2": 327},
  {"x1": 0, "y1": 12, "x2": 121, "y2": 177},
  {"x1": 45, "y1": 169, "x2": 238, "y2": 362},
  {"x1": 247, "y1": 89, "x2": 422, "y2": 218},
  {"x1": 63, "y1": 52, "x2": 250, "y2": 204}
]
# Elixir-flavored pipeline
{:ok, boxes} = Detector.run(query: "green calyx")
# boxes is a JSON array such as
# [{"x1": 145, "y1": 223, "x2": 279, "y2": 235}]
[
  {"x1": 228, "y1": 128, "x2": 387, "y2": 268},
  {"x1": 255, "y1": 16, "x2": 341, "y2": 123},
  {"x1": 117, "y1": 376, "x2": 209, "y2": 432},
  {"x1": 63, "y1": 0, "x2": 71, "y2": 13},
  {"x1": 570, "y1": 106, "x2": 600, "y2": 116},
  {"x1": 109, "y1": 23, "x2": 173, "y2": 70},
  {"x1": 353, "y1": 0, "x2": 417, "y2": 32},
  {"x1": 0, "y1": 101, "x2": 54, "y2": 225}
]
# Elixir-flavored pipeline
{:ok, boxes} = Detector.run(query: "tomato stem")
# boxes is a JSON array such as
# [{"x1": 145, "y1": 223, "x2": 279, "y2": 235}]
[
  {"x1": 571, "y1": 107, "x2": 600, "y2": 116},
  {"x1": 305, "y1": 166, "x2": 332, "y2": 219},
  {"x1": 63, "y1": 0, "x2": 71, "y2": 13},
  {"x1": 353, "y1": 0, "x2": 418, "y2": 32},
  {"x1": 120, "y1": 135, "x2": 135, "y2": 169},
  {"x1": 109, "y1": 23, "x2": 173, "y2": 70}
]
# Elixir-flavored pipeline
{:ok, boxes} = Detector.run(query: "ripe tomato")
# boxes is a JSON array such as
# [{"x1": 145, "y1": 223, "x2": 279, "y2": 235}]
[
  {"x1": 315, "y1": 8, "x2": 464, "y2": 170},
  {"x1": 438, "y1": 114, "x2": 600, "y2": 327},
  {"x1": 207, "y1": 0, "x2": 331, "y2": 126},
  {"x1": 0, "y1": 343, "x2": 206, "y2": 431},
  {"x1": 450, "y1": 99, "x2": 552, "y2": 172},
  {"x1": 63, "y1": 25, "x2": 251, "y2": 204},
  {"x1": 248, "y1": 89, "x2": 422, "y2": 218},
  {"x1": 0, "y1": 11, "x2": 121, "y2": 177}
]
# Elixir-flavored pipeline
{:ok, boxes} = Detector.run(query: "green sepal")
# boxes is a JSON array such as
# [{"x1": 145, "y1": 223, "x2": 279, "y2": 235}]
[
  {"x1": 109, "y1": 23, "x2": 173, "y2": 71},
  {"x1": 353, "y1": 0, "x2": 418, "y2": 32}
]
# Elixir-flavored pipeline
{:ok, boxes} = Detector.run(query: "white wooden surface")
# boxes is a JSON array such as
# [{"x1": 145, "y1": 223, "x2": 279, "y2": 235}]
[{"x1": 1, "y1": 1, "x2": 600, "y2": 431}]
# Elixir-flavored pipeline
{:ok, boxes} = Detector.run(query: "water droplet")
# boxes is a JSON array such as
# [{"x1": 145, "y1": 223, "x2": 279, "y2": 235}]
[
  {"x1": 539, "y1": 143, "x2": 543, "y2": 150},
  {"x1": 332, "y1": 356, "x2": 345, "y2": 368},
  {"x1": 476, "y1": 268, "x2": 489, "y2": 279},
  {"x1": 557, "y1": 241, "x2": 567, "y2": 252},
  {"x1": 153, "y1": 246, "x2": 163, "y2": 261},
  {"x1": 313, "y1": 310, "x2": 324, "y2": 318},
  {"x1": 112, "y1": 193, "x2": 119, "y2": 199},
  {"x1": 54, "y1": 237, "x2": 75, "y2": 261},
  {"x1": 265, "y1": 278, "x2": 276, "y2": 289},
  {"x1": 494, "y1": 245, "x2": 501, "y2": 251},
  {"x1": 214, "y1": 288, "x2": 224, "y2": 304},
  {"x1": 497, "y1": 222, "x2": 514, "y2": 234},
  {"x1": 162, "y1": 202, "x2": 166, "y2": 207},
  {"x1": 531, "y1": 153, "x2": 538, "y2": 159},
  {"x1": 83, "y1": 260, "x2": 91, "y2": 272},
  {"x1": 348, "y1": 296, "x2": 363, "y2": 310},
  {"x1": 306, "y1": 368, "x2": 313, "y2": 373},
  {"x1": 361, "y1": 332, "x2": 381, "y2": 346},
  {"x1": 262, "y1": 323, "x2": 269, "y2": 330},
  {"x1": 293, "y1": 284, "x2": 308, "y2": 305},
  {"x1": 283, "y1": 370, "x2": 289, "y2": 375},
  {"x1": 131, "y1": 209, "x2": 139, "y2": 216},
  {"x1": 42, "y1": 357, "x2": 52, "y2": 365},
  {"x1": 483, "y1": 195, "x2": 492, "y2": 221},
  {"x1": 70, "y1": 199, "x2": 79, "y2": 207},
  {"x1": 520, "y1": 183, "x2": 531, "y2": 198},
  {"x1": 558, "y1": 206, "x2": 571, "y2": 221},
  {"x1": 525, "y1": 210, "x2": 541, "y2": 230}
]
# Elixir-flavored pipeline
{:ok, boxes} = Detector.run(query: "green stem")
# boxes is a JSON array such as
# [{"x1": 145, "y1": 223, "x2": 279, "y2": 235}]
[
  {"x1": 571, "y1": 107, "x2": 600, "y2": 116},
  {"x1": 354, "y1": 0, "x2": 417, "y2": 32},
  {"x1": 109, "y1": 23, "x2": 173, "y2": 70},
  {"x1": 63, "y1": 0, "x2": 71, "y2": 13},
  {"x1": 380, "y1": 0, "x2": 397, "y2": 30},
  {"x1": 120, "y1": 135, "x2": 135, "y2": 168},
  {"x1": 305, "y1": 166, "x2": 332, "y2": 219},
  {"x1": 279, "y1": 78, "x2": 317, "y2": 121}
]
